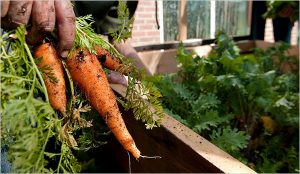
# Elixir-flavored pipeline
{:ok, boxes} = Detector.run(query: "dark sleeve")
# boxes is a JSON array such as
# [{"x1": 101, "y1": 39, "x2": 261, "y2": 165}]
[{"x1": 74, "y1": 1, "x2": 138, "y2": 35}]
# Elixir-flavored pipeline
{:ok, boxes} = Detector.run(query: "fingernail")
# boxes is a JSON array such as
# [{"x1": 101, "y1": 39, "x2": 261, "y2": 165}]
[{"x1": 61, "y1": 50, "x2": 69, "y2": 58}]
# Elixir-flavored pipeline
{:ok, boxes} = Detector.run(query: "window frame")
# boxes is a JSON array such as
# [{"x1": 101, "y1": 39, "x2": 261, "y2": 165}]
[{"x1": 134, "y1": 0, "x2": 253, "y2": 52}]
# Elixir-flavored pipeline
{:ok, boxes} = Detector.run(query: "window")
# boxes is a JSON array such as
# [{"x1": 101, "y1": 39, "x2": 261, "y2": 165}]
[
  {"x1": 163, "y1": 1, "x2": 179, "y2": 41},
  {"x1": 163, "y1": 1, "x2": 251, "y2": 42}
]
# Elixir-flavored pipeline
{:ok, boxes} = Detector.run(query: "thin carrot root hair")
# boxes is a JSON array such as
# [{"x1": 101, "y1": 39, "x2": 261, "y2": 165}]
[{"x1": 140, "y1": 155, "x2": 162, "y2": 159}]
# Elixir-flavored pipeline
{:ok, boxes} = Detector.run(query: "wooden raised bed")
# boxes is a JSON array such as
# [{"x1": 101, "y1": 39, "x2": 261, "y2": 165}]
[
  {"x1": 107, "y1": 84, "x2": 256, "y2": 173},
  {"x1": 94, "y1": 40, "x2": 297, "y2": 173}
]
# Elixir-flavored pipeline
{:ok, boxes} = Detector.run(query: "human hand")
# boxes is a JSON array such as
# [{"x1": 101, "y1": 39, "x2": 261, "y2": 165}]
[
  {"x1": 278, "y1": 5, "x2": 294, "y2": 18},
  {"x1": 1, "y1": 0, "x2": 75, "y2": 58},
  {"x1": 106, "y1": 71, "x2": 128, "y2": 87}
]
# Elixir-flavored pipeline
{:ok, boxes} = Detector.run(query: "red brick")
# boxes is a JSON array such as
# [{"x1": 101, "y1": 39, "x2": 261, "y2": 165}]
[
  {"x1": 144, "y1": 19, "x2": 157, "y2": 23},
  {"x1": 132, "y1": 31, "x2": 147, "y2": 37},
  {"x1": 136, "y1": 6, "x2": 144, "y2": 11},
  {"x1": 139, "y1": 0, "x2": 154, "y2": 6},
  {"x1": 138, "y1": 13, "x2": 154, "y2": 18},
  {"x1": 143, "y1": 7, "x2": 156, "y2": 11},
  {"x1": 138, "y1": 24, "x2": 154, "y2": 30},
  {"x1": 132, "y1": 25, "x2": 139, "y2": 30},
  {"x1": 133, "y1": 19, "x2": 145, "y2": 24},
  {"x1": 146, "y1": 31, "x2": 160, "y2": 36},
  {"x1": 139, "y1": 37, "x2": 157, "y2": 42}
]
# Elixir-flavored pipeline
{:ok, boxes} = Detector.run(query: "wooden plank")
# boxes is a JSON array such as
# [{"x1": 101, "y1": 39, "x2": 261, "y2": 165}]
[
  {"x1": 109, "y1": 84, "x2": 256, "y2": 173},
  {"x1": 179, "y1": 0, "x2": 187, "y2": 41}
]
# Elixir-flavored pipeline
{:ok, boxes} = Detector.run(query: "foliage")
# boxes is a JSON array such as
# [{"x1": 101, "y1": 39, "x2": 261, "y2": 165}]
[
  {"x1": 1, "y1": 1, "x2": 164, "y2": 172},
  {"x1": 1, "y1": 27, "x2": 81, "y2": 173},
  {"x1": 148, "y1": 31, "x2": 299, "y2": 172},
  {"x1": 109, "y1": 0, "x2": 135, "y2": 43},
  {"x1": 263, "y1": 0, "x2": 299, "y2": 23},
  {"x1": 124, "y1": 69, "x2": 164, "y2": 129},
  {"x1": 210, "y1": 127, "x2": 249, "y2": 155},
  {"x1": 74, "y1": 15, "x2": 164, "y2": 129}
]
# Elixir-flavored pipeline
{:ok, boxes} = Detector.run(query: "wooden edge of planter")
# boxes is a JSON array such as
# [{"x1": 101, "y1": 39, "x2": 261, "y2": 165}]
[
  {"x1": 137, "y1": 40, "x2": 299, "y2": 75},
  {"x1": 110, "y1": 84, "x2": 256, "y2": 173}
]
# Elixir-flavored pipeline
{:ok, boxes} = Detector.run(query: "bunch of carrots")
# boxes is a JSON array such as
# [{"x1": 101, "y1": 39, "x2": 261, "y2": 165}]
[{"x1": 34, "y1": 41, "x2": 141, "y2": 159}]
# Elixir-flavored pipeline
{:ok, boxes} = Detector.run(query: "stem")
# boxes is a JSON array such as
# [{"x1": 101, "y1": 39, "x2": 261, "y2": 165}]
[
  {"x1": 0, "y1": 73, "x2": 33, "y2": 82},
  {"x1": 115, "y1": 17, "x2": 126, "y2": 42},
  {"x1": 35, "y1": 126, "x2": 52, "y2": 170},
  {"x1": 57, "y1": 145, "x2": 64, "y2": 174},
  {"x1": 1, "y1": 46, "x2": 16, "y2": 75},
  {"x1": 27, "y1": 72, "x2": 36, "y2": 100},
  {"x1": 24, "y1": 43, "x2": 49, "y2": 103},
  {"x1": 62, "y1": 61, "x2": 74, "y2": 116},
  {"x1": 102, "y1": 37, "x2": 126, "y2": 61},
  {"x1": 238, "y1": 92, "x2": 244, "y2": 115}
]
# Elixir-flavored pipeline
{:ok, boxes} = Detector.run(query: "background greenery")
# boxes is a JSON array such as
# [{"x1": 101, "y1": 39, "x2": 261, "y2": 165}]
[{"x1": 147, "y1": 31, "x2": 299, "y2": 172}]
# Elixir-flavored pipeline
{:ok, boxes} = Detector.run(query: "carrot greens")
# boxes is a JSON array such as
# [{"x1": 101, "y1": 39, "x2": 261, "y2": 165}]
[
  {"x1": 1, "y1": 26, "x2": 81, "y2": 173},
  {"x1": 1, "y1": 0, "x2": 164, "y2": 172}
]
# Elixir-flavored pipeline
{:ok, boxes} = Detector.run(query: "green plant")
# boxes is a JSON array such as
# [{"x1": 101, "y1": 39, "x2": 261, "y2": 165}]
[
  {"x1": 148, "y1": 31, "x2": 299, "y2": 172},
  {"x1": 263, "y1": 0, "x2": 299, "y2": 23},
  {"x1": 1, "y1": 1, "x2": 164, "y2": 172}
]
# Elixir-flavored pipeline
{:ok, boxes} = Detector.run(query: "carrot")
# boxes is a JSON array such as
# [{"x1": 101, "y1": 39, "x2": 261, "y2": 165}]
[
  {"x1": 66, "y1": 48, "x2": 141, "y2": 159},
  {"x1": 94, "y1": 45, "x2": 121, "y2": 71},
  {"x1": 34, "y1": 43, "x2": 67, "y2": 115}
]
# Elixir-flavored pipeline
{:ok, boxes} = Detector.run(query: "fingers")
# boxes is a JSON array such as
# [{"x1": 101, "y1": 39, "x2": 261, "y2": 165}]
[
  {"x1": 1, "y1": 0, "x2": 10, "y2": 17},
  {"x1": 2, "y1": 0, "x2": 33, "y2": 28},
  {"x1": 54, "y1": 0, "x2": 75, "y2": 58},
  {"x1": 114, "y1": 42, "x2": 152, "y2": 75},
  {"x1": 107, "y1": 71, "x2": 128, "y2": 87},
  {"x1": 27, "y1": 0, "x2": 55, "y2": 45},
  {"x1": 31, "y1": 0, "x2": 55, "y2": 32}
]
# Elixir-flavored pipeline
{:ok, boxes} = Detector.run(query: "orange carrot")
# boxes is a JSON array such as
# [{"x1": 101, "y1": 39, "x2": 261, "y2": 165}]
[
  {"x1": 34, "y1": 43, "x2": 67, "y2": 115},
  {"x1": 66, "y1": 48, "x2": 140, "y2": 159},
  {"x1": 94, "y1": 45, "x2": 122, "y2": 71}
]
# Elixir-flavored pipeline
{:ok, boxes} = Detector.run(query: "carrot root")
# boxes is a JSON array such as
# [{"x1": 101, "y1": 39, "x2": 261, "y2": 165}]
[
  {"x1": 94, "y1": 45, "x2": 121, "y2": 71},
  {"x1": 66, "y1": 48, "x2": 140, "y2": 158},
  {"x1": 34, "y1": 43, "x2": 67, "y2": 115}
]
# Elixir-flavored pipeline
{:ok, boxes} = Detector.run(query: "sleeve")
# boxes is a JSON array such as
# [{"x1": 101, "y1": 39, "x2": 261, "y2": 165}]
[{"x1": 74, "y1": 1, "x2": 138, "y2": 35}]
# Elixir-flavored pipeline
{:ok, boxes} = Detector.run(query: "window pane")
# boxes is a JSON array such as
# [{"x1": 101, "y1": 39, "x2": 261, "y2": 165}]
[
  {"x1": 163, "y1": 1, "x2": 179, "y2": 41},
  {"x1": 187, "y1": 1, "x2": 211, "y2": 39},
  {"x1": 215, "y1": 1, "x2": 250, "y2": 36},
  {"x1": 162, "y1": 1, "x2": 250, "y2": 42}
]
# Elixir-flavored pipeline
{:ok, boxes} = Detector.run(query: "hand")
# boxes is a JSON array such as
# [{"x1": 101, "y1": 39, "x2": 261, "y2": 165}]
[
  {"x1": 106, "y1": 71, "x2": 128, "y2": 87},
  {"x1": 114, "y1": 41, "x2": 152, "y2": 75},
  {"x1": 1, "y1": 0, "x2": 75, "y2": 58},
  {"x1": 278, "y1": 5, "x2": 294, "y2": 18}
]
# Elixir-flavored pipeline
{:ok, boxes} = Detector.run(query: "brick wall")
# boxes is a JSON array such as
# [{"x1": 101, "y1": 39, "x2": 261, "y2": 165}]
[
  {"x1": 129, "y1": 0, "x2": 161, "y2": 46},
  {"x1": 130, "y1": 1, "x2": 299, "y2": 46}
]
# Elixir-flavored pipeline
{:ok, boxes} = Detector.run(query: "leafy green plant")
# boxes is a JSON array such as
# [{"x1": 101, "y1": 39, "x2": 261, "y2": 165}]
[
  {"x1": 1, "y1": 27, "x2": 81, "y2": 173},
  {"x1": 148, "y1": 31, "x2": 299, "y2": 172},
  {"x1": 263, "y1": 0, "x2": 299, "y2": 23},
  {"x1": 109, "y1": 0, "x2": 135, "y2": 43}
]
